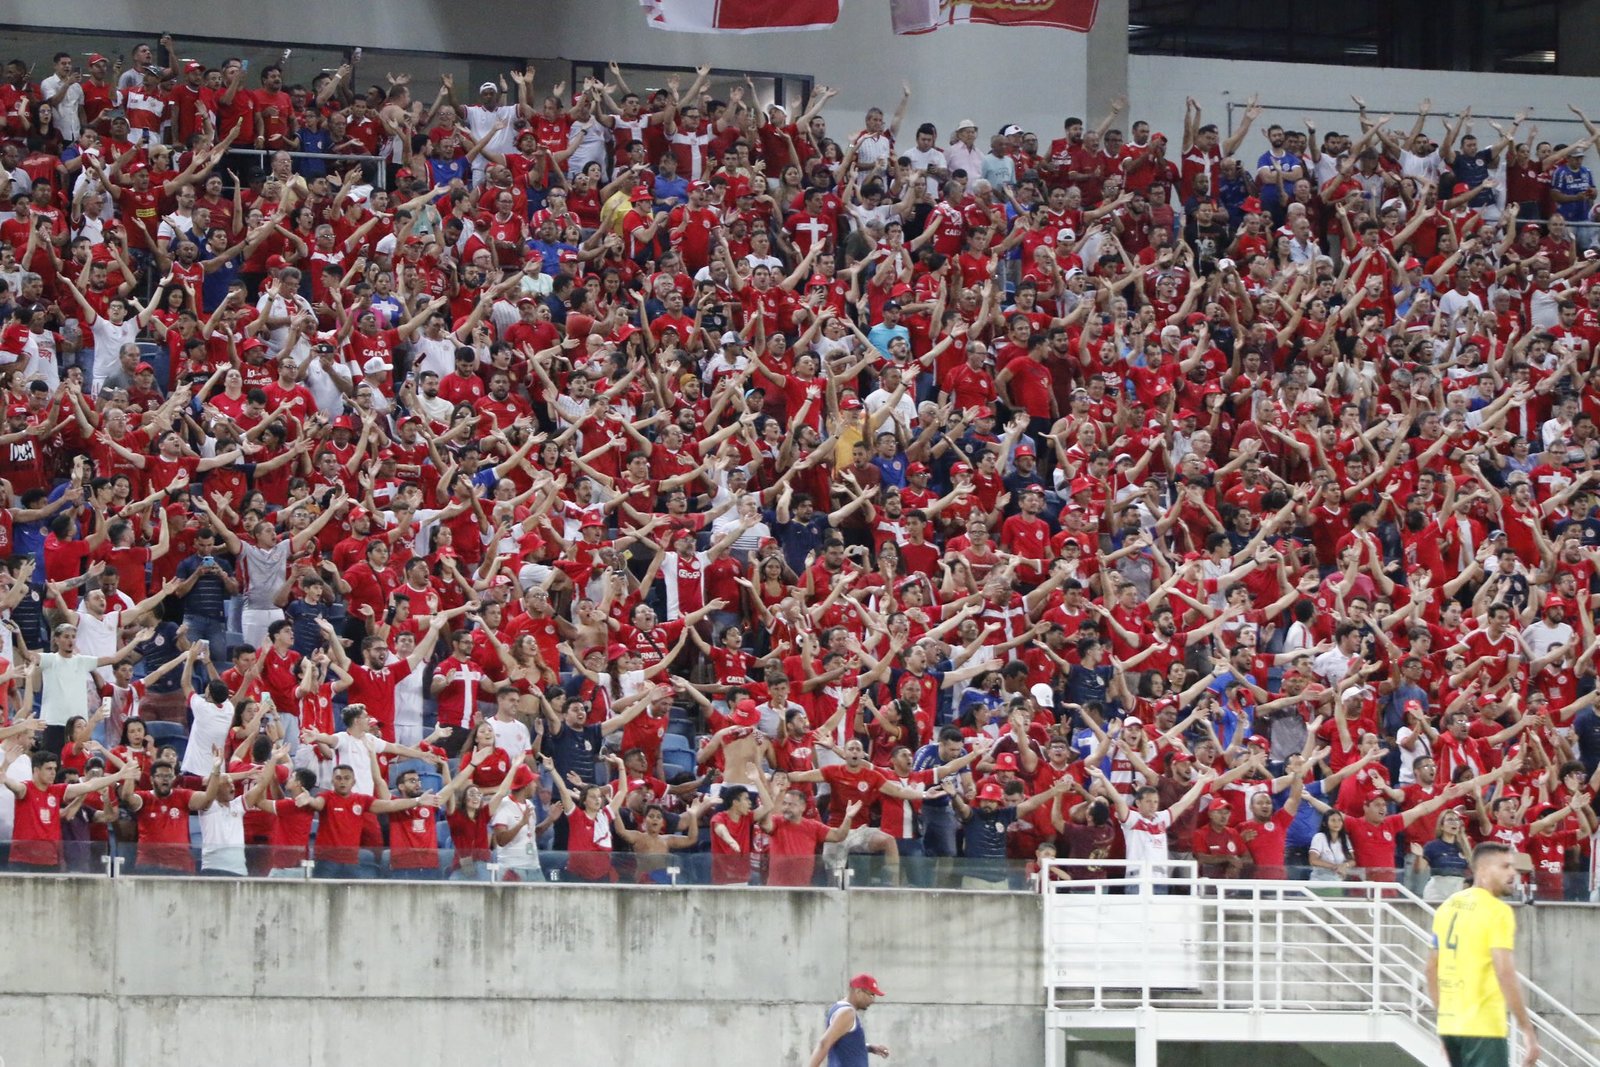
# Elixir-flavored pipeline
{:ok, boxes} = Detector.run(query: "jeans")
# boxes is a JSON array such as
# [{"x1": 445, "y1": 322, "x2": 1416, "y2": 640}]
[
  {"x1": 314, "y1": 860, "x2": 361, "y2": 879},
  {"x1": 922, "y1": 805, "x2": 960, "y2": 857},
  {"x1": 183, "y1": 615, "x2": 232, "y2": 662}
]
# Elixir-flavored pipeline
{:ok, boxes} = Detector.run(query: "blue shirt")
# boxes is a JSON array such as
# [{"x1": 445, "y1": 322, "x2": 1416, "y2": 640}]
[
  {"x1": 871, "y1": 454, "x2": 908, "y2": 490},
  {"x1": 1550, "y1": 164, "x2": 1595, "y2": 222},
  {"x1": 295, "y1": 128, "x2": 332, "y2": 177},
  {"x1": 1286, "y1": 781, "x2": 1331, "y2": 850},
  {"x1": 770, "y1": 510, "x2": 829, "y2": 576},
  {"x1": 1254, "y1": 151, "x2": 1304, "y2": 207},
  {"x1": 427, "y1": 156, "x2": 470, "y2": 188},
  {"x1": 912, "y1": 742, "x2": 966, "y2": 808},
  {"x1": 653, "y1": 174, "x2": 689, "y2": 206},
  {"x1": 865, "y1": 323, "x2": 910, "y2": 358}
]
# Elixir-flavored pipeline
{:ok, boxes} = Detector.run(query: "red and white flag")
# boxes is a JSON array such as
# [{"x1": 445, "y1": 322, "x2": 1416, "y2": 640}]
[
  {"x1": 890, "y1": 0, "x2": 1098, "y2": 34},
  {"x1": 642, "y1": 0, "x2": 841, "y2": 32}
]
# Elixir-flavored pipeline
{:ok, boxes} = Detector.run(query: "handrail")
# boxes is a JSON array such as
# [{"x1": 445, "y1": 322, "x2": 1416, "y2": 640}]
[{"x1": 1040, "y1": 868, "x2": 1600, "y2": 1067}]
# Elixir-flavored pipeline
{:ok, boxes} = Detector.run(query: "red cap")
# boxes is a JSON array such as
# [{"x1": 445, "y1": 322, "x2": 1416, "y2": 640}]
[
  {"x1": 134, "y1": 361, "x2": 155, "y2": 373},
  {"x1": 993, "y1": 752, "x2": 1019, "y2": 771},
  {"x1": 1545, "y1": 595, "x2": 1568, "y2": 613},
  {"x1": 1014, "y1": 444, "x2": 1035, "y2": 457},
  {"x1": 1247, "y1": 734, "x2": 1269, "y2": 748},
  {"x1": 509, "y1": 764, "x2": 537, "y2": 790},
  {"x1": 332, "y1": 415, "x2": 357, "y2": 431},
  {"x1": 6, "y1": 403, "x2": 29, "y2": 418},
  {"x1": 1171, "y1": 751, "x2": 1196, "y2": 763},
  {"x1": 840, "y1": 396, "x2": 863, "y2": 411},
  {"x1": 976, "y1": 781, "x2": 1006, "y2": 803},
  {"x1": 907, "y1": 462, "x2": 929, "y2": 475},
  {"x1": 1403, "y1": 698, "x2": 1424, "y2": 713},
  {"x1": 606, "y1": 644, "x2": 629, "y2": 661},
  {"x1": 183, "y1": 60, "x2": 203, "y2": 74},
  {"x1": 1241, "y1": 196, "x2": 1264, "y2": 214},
  {"x1": 951, "y1": 461, "x2": 973, "y2": 476},
  {"x1": 1185, "y1": 312, "x2": 1207, "y2": 327},
  {"x1": 630, "y1": 185, "x2": 654, "y2": 202},
  {"x1": 849, "y1": 974, "x2": 886, "y2": 997},
  {"x1": 1069, "y1": 477, "x2": 1095, "y2": 496},
  {"x1": 732, "y1": 699, "x2": 762, "y2": 728}
]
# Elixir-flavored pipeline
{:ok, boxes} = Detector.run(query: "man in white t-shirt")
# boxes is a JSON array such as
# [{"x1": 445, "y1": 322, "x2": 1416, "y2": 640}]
[
  {"x1": 1099, "y1": 766, "x2": 1213, "y2": 880},
  {"x1": 34, "y1": 621, "x2": 149, "y2": 743},
  {"x1": 487, "y1": 687, "x2": 533, "y2": 763},
  {"x1": 181, "y1": 680, "x2": 236, "y2": 779},
  {"x1": 300, "y1": 704, "x2": 445, "y2": 795}
]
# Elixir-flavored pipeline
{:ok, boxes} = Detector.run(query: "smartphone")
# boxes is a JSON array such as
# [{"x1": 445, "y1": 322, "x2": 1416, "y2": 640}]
[
  {"x1": 196, "y1": 639, "x2": 209, "y2": 657},
  {"x1": 240, "y1": 59, "x2": 250, "y2": 73}
]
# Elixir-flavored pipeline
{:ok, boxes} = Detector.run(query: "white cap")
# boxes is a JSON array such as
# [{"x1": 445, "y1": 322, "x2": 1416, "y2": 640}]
[
  {"x1": 1030, "y1": 683, "x2": 1055, "y2": 708},
  {"x1": 955, "y1": 118, "x2": 978, "y2": 132},
  {"x1": 720, "y1": 331, "x2": 743, "y2": 346},
  {"x1": 478, "y1": 81, "x2": 498, "y2": 94},
  {"x1": 1057, "y1": 227, "x2": 1076, "y2": 241},
  {"x1": 361, "y1": 355, "x2": 391, "y2": 376},
  {"x1": 1217, "y1": 257, "x2": 1236, "y2": 272}
]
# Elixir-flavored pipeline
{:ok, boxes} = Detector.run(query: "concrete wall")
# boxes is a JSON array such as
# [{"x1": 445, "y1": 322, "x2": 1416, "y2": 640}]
[
  {"x1": 0, "y1": 878, "x2": 1042, "y2": 1067},
  {"x1": 1, "y1": 878, "x2": 1597, "y2": 1067}
]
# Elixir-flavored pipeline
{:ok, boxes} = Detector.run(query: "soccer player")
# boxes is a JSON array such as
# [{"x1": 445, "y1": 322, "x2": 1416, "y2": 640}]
[{"x1": 1426, "y1": 842, "x2": 1539, "y2": 1067}]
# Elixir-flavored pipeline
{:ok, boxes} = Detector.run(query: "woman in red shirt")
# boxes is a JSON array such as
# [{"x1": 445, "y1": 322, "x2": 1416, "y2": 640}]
[
  {"x1": 464, "y1": 721, "x2": 513, "y2": 789},
  {"x1": 552, "y1": 753, "x2": 630, "y2": 882}
]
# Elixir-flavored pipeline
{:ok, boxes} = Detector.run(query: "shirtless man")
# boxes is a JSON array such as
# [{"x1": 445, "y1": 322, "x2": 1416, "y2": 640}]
[{"x1": 615, "y1": 796, "x2": 712, "y2": 882}]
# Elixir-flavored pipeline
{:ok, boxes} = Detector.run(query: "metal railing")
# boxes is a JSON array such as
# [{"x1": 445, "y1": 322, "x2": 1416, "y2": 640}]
[{"x1": 1041, "y1": 862, "x2": 1600, "y2": 1067}]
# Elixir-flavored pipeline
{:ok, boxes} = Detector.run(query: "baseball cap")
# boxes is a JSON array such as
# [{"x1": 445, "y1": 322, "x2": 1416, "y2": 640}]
[
  {"x1": 134, "y1": 361, "x2": 155, "y2": 374},
  {"x1": 840, "y1": 396, "x2": 863, "y2": 411},
  {"x1": 1545, "y1": 595, "x2": 1568, "y2": 613},
  {"x1": 951, "y1": 461, "x2": 973, "y2": 476},
  {"x1": 630, "y1": 185, "x2": 654, "y2": 202},
  {"x1": 849, "y1": 974, "x2": 886, "y2": 996},
  {"x1": 361, "y1": 355, "x2": 391, "y2": 376},
  {"x1": 907, "y1": 462, "x2": 929, "y2": 475},
  {"x1": 606, "y1": 643, "x2": 629, "y2": 662},
  {"x1": 6, "y1": 403, "x2": 29, "y2": 418},
  {"x1": 1014, "y1": 444, "x2": 1036, "y2": 457},
  {"x1": 478, "y1": 81, "x2": 498, "y2": 94},
  {"x1": 1240, "y1": 196, "x2": 1264, "y2": 214},
  {"x1": 331, "y1": 415, "x2": 357, "y2": 432},
  {"x1": 1000, "y1": 123, "x2": 1023, "y2": 137},
  {"x1": 720, "y1": 331, "x2": 744, "y2": 346},
  {"x1": 1247, "y1": 734, "x2": 1269, "y2": 748}
]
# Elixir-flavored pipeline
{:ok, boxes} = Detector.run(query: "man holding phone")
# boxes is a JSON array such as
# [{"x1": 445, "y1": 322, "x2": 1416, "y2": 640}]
[{"x1": 173, "y1": 526, "x2": 238, "y2": 677}]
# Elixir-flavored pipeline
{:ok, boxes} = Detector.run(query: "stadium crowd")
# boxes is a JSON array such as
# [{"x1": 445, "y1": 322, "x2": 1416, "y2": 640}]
[{"x1": 0, "y1": 38, "x2": 1599, "y2": 898}]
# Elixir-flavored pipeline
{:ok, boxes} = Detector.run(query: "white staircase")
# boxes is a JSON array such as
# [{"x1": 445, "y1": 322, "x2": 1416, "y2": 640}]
[{"x1": 1040, "y1": 863, "x2": 1600, "y2": 1067}]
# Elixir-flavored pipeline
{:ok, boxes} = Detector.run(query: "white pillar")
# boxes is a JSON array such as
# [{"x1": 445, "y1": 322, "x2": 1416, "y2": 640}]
[{"x1": 1134, "y1": 1008, "x2": 1158, "y2": 1067}]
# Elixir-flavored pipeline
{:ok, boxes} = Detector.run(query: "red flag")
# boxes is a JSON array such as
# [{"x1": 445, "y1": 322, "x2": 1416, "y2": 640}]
[
  {"x1": 644, "y1": 0, "x2": 841, "y2": 32},
  {"x1": 892, "y1": 0, "x2": 1098, "y2": 34}
]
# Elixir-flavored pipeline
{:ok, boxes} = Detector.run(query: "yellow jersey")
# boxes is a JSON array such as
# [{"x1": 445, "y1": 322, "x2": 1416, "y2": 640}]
[{"x1": 1432, "y1": 886, "x2": 1517, "y2": 1037}]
